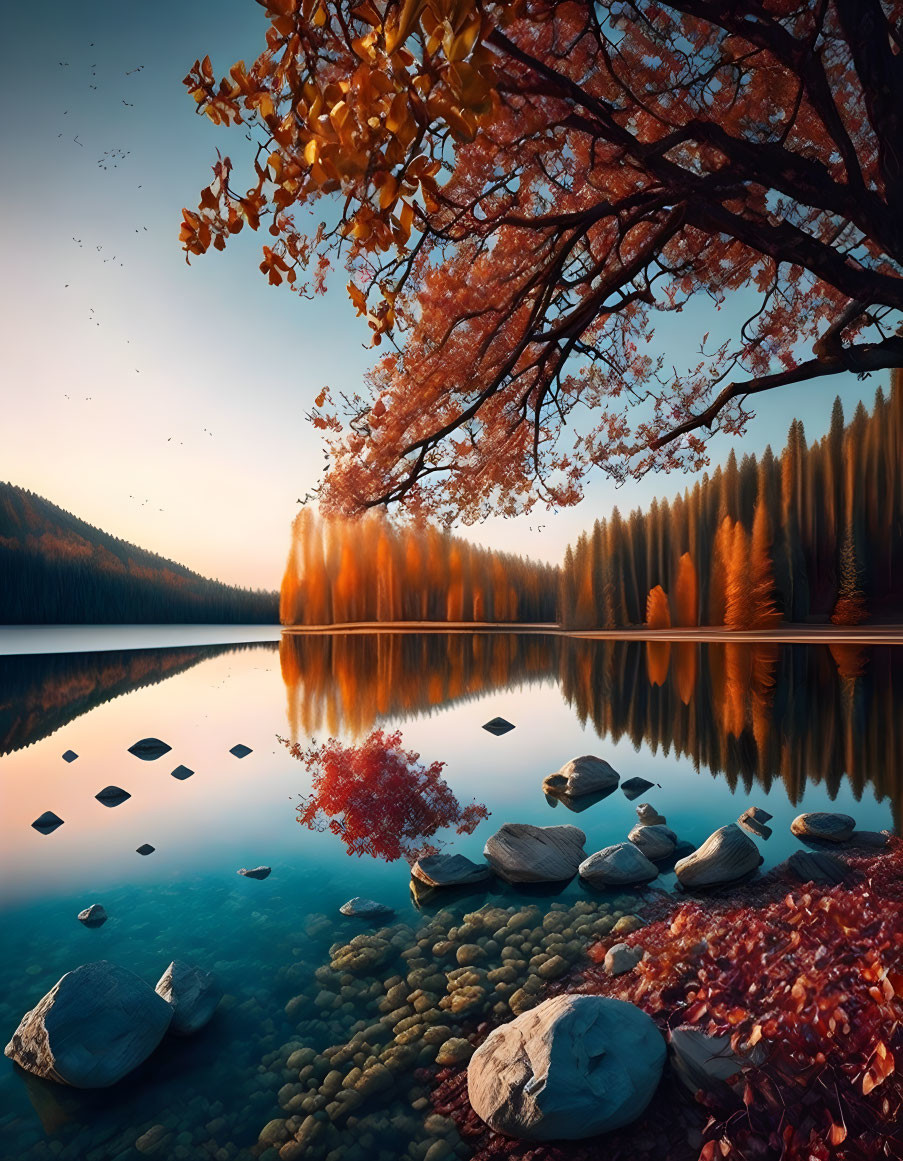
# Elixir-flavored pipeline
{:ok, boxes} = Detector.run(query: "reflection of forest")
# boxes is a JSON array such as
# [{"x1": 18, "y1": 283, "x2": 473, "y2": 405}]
[
  {"x1": 281, "y1": 633, "x2": 902, "y2": 828},
  {"x1": 0, "y1": 643, "x2": 276, "y2": 755}
]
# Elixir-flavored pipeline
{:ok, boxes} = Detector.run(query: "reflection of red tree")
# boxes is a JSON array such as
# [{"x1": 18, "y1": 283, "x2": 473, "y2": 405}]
[{"x1": 281, "y1": 729, "x2": 489, "y2": 863}]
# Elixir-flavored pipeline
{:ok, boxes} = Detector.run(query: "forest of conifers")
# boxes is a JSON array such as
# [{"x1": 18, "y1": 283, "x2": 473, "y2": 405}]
[
  {"x1": 560, "y1": 374, "x2": 903, "y2": 629},
  {"x1": 0, "y1": 483, "x2": 278, "y2": 624}
]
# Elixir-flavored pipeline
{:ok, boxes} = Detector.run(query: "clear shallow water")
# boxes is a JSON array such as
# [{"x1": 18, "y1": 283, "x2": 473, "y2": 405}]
[{"x1": 0, "y1": 629, "x2": 899, "y2": 1161}]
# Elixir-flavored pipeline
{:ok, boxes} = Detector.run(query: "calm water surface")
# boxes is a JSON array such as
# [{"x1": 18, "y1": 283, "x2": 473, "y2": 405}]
[{"x1": 1, "y1": 629, "x2": 899, "y2": 1161}]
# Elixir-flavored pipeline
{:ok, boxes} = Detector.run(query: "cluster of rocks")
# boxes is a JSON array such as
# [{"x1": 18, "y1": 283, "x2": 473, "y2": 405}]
[{"x1": 4, "y1": 958, "x2": 222, "y2": 1088}]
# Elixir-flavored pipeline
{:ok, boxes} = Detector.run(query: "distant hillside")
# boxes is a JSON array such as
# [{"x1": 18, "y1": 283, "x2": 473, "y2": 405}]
[{"x1": 0, "y1": 483, "x2": 278, "y2": 624}]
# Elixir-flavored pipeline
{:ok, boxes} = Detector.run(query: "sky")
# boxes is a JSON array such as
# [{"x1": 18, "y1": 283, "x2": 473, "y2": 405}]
[{"x1": 1, "y1": 0, "x2": 885, "y2": 591}]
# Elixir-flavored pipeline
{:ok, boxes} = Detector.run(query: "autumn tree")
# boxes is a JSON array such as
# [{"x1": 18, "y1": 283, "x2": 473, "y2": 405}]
[
  {"x1": 832, "y1": 524, "x2": 868, "y2": 625},
  {"x1": 645, "y1": 584, "x2": 671, "y2": 629},
  {"x1": 182, "y1": 1, "x2": 903, "y2": 522},
  {"x1": 673, "y1": 552, "x2": 698, "y2": 628}
]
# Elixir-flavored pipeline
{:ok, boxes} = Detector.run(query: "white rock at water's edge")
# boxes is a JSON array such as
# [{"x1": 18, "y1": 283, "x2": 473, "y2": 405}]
[
  {"x1": 604, "y1": 943, "x2": 644, "y2": 975},
  {"x1": 628, "y1": 823, "x2": 677, "y2": 860},
  {"x1": 674, "y1": 823, "x2": 762, "y2": 888},
  {"x1": 4, "y1": 961, "x2": 172, "y2": 1088},
  {"x1": 467, "y1": 994, "x2": 665, "y2": 1140},
  {"x1": 155, "y1": 961, "x2": 222, "y2": 1035},
  {"x1": 579, "y1": 842, "x2": 659, "y2": 887},
  {"x1": 484, "y1": 823, "x2": 586, "y2": 883},
  {"x1": 542, "y1": 755, "x2": 619, "y2": 798}
]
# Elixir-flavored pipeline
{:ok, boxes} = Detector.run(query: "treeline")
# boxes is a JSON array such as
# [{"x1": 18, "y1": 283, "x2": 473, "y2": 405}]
[
  {"x1": 0, "y1": 483, "x2": 278, "y2": 624},
  {"x1": 280, "y1": 509, "x2": 558, "y2": 625},
  {"x1": 560, "y1": 372, "x2": 903, "y2": 628}
]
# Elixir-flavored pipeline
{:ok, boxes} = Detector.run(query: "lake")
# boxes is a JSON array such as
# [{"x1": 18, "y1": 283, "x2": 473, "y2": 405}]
[{"x1": 1, "y1": 628, "x2": 899, "y2": 1161}]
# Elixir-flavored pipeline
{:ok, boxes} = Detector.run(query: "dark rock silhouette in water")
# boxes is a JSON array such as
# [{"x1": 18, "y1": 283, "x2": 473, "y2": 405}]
[
  {"x1": 621, "y1": 776, "x2": 655, "y2": 800},
  {"x1": 136, "y1": 844, "x2": 155, "y2": 856},
  {"x1": 482, "y1": 717, "x2": 514, "y2": 736},
  {"x1": 339, "y1": 897, "x2": 394, "y2": 918},
  {"x1": 229, "y1": 744, "x2": 252, "y2": 758},
  {"x1": 77, "y1": 905, "x2": 107, "y2": 928},
  {"x1": 170, "y1": 765, "x2": 194, "y2": 780},
  {"x1": 32, "y1": 812, "x2": 64, "y2": 835},
  {"x1": 94, "y1": 786, "x2": 131, "y2": 807},
  {"x1": 237, "y1": 866, "x2": 271, "y2": 880},
  {"x1": 61, "y1": 750, "x2": 78, "y2": 763},
  {"x1": 128, "y1": 738, "x2": 172, "y2": 761}
]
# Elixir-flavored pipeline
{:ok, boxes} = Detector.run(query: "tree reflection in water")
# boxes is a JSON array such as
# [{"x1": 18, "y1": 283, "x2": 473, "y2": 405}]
[
  {"x1": 280, "y1": 728, "x2": 489, "y2": 862},
  {"x1": 280, "y1": 634, "x2": 903, "y2": 829}
]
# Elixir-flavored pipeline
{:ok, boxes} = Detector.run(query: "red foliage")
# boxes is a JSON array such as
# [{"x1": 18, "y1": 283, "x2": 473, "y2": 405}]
[
  {"x1": 433, "y1": 844, "x2": 903, "y2": 1161},
  {"x1": 280, "y1": 728, "x2": 489, "y2": 862}
]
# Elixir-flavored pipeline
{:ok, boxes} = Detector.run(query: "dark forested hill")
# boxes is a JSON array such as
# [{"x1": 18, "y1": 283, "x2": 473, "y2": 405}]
[{"x1": 0, "y1": 483, "x2": 278, "y2": 624}]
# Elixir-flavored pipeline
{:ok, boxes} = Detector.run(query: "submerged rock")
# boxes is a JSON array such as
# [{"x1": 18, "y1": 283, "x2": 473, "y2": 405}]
[
  {"x1": 94, "y1": 785, "x2": 131, "y2": 808},
  {"x1": 154, "y1": 961, "x2": 222, "y2": 1035},
  {"x1": 482, "y1": 717, "x2": 515, "y2": 736},
  {"x1": 4, "y1": 960, "x2": 172, "y2": 1087},
  {"x1": 628, "y1": 823, "x2": 677, "y2": 860},
  {"x1": 77, "y1": 904, "x2": 107, "y2": 929},
  {"x1": 542, "y1": 755, "x2": 619, "y2": 798},
  {"x1": 170, "y1": 765, "x2": 194, "y2": 780},
  {"x1": 849, "y1": 829, "x2": 892, "y2": 849},
  {"x1": 61, "y1": 750, "x2": 78, "y2": 764},
  {"x1": 467, "y1": 994, "x2": 665, "y2": 1140},
  {"x1": 410, "y1": 853, "x2": 491, "y2": 888},
  {"x1": 791, "y1": 812, "x2": 856, "y2": 843},
  {"x1": 136, "y1": 844, "x2": 155, "y2": 856},
  {"x1": 579, "y1": 842, "x2": 659, "y2": 887},
  {"x1": 484, "y1": 823, "x2": 586, "y2": 883},
  {"x1": 339, "y1": 897, "x2": 394, "y2": 918},
  {"x1": 127, "y1": 738, "x2": 172, "y2": 761},
  {"x1": 635, "y1": 803, "x2": 667, "y2": 826},
  {"x1": 229, "y1": 744, "x2": 252, "y2": 758},
  {"x1": 237, "y1": 866, "x2": 271, "y2": 880},
  {"x1": 621, "y1": 776, "x2": 655, "y2": 800},
  {"x1": 31, "y1": 811, "x2": 64, "y2": 835},
  {"x1": 674, "y1": 824, "x2": 762, "y2": 888}
]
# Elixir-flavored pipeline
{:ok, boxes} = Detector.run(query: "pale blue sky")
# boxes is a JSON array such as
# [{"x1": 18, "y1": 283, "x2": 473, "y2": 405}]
[{"x1": 1, "y1": 1, "x2": 880, "y2": 589}]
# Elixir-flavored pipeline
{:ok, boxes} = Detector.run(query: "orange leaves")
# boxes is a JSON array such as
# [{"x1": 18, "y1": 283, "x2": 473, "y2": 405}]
[{"x1": 863, "y1": 1041, "x2": 895, "y2": 1095}]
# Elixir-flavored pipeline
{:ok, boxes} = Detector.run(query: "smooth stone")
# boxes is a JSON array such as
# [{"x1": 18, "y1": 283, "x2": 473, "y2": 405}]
[
  {"x1": 785, "y1": 850, "x2": 860, "y2": 886},
  {"x1": 154, "y1": 961, "x2": 222, "y2": 1035},
  {"x1": 136, "y1": 844, "x2": 155, "y2": 856},
  {"x1": 127, "y1": 738, "x2": 172, "y2": 761},
  {"x1": 61, "y1": 750, "x2": 78, "y2": 763},
  {"x1": 467, "y1": 994, "x2": 665, "y2": 1140},
  {"x1": 674, "y1": 824, "x2": 762, "y2": 888},
  {"x1": 579, "y1": 842, "x2": 659, "y2": 887},
  {"x1": 635, "y1": 803, "x2": 666, "y2": 826},
  {"x1": 94, "y1": 785, "x2": 131, "y2": 808},
  {"x1": 791, "y1": 812, "x2": 856, "y2": 843},
  {"x1": 238, "y1": 866, "x2": 271, "y2": 880},
  {"x1": 737, "y1": 814, "x2": 773, "y2": 841},
  {"x1": 4, "y1": 960, "x2": 173, "y2": 1087},
  {"x1": 669, "y1": 1026, "x2": 767, "y2": 1096},
  {"x1": 482, "y1": 717, "x2": 514, "y2": 736},
  {"x1": 604, "y1": 943, "x2": 644, "y2": 975},
  {"x1": 544, "y1": 787, "x2": 615, "y2": 813},
  {"x1": 229, "y1": 744, "x2": 252, "y2": 758},
  {"x1": 739, "y1": 806, "x2": 773, "y2": 826},
  {"x1": 484, "y1": 823, "x2": 586, "y2": 883},
  {"x1": 339, "y1": 897, "x2": 394, "y2": 918},
  {"x1": 32, "y1": 811, "x2": 64, "y2": 835},
  {"x1": 628, "y1": 823, "x2": 677, "y2": 860},
  {"x1": 621, "y1": 776, "x2": 655, "y2": 800},
  {"x1": 170, "y1": 765, "x2": 194, "y2": 780},
  {"x1": 77, "y1": 905, "x2": 107, "y2": 929},
  {"x1": 542, "y1": 755, "x2": 619, "y2": 798},
  {"x1": 410, "y1": 853, "x2": 491, "y2": 888}
]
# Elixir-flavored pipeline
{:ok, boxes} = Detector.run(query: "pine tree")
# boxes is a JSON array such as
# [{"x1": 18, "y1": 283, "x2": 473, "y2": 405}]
[{"x1": 831, "y1": 524, "x2": 868, "y2": 625}]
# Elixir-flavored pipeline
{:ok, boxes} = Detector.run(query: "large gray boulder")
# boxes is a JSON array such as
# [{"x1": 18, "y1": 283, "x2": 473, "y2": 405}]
[
  {"x1": 790, "y1": 812, "x2": 856, "y2": 843},
  {"x1": 628, "y1": 823, "x2": 677, "y2": 860},
  {"x1": 154, "y1": 961, "x2": 222, "y2": 1035},
  {"x1": 410, "y1": 853, "x2": 491, "y2": 888},
  {"x1": 579, "y1": 842, "x2": 659, "y2": 887},
  {"x1": 674, "y1": 824, "x2": 762, "y2": 888},
  {"x1": 4, "y1": 961, "x2": 172, "y2": 1087},
  {"x1": 467, "y1": 994, "x2": 665, "y2": 1140},
  {"x1": 484, "y1": 823, "x2": 586, "y2": 883},
  {"x1": 542, "y1": 756, "x2": 619, "y2": 798}
]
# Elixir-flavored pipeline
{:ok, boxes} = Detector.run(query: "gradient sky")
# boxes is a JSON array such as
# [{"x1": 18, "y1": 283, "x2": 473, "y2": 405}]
[{"x1": 1, "y1": 0, "x2": 884, "y2": 591}]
